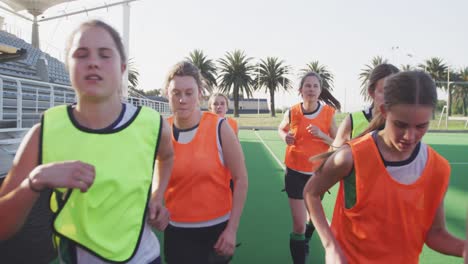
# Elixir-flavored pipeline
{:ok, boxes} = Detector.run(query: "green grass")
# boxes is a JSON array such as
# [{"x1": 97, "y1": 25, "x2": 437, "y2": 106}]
[{"x1": 228, "y1": 113, "x2": 468, "y2": 130}]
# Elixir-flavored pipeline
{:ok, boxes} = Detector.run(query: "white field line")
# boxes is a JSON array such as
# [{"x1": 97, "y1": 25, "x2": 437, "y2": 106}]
[
  {"x1": 254, "y1": 130, "x2": 333, "y2": 226},
  {"x1": 254, "y1": 130, "x2": 285, "y2": 170}
]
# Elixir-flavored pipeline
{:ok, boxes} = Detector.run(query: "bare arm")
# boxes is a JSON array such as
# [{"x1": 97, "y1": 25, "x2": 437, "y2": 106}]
[
  {"x1": 0, "y1": 124, "x2": 95, "y2": 240},
  {"x1": 425, "y1": 199, "x2": 465, "y2": 257},
  {"x1": 215, "y1": 121, "x2": 248, "y2": 256},
  {"x1": 332, "y1": 115, "x2": 352, "y2": 149},
  {"x1": 0, "y1": 124, "x2": 42, "y2": 239},
  {"x1": 303, "y1": 146, "x2": 354, "y2": 262},
  {"x1": 278, "y1": 110, "x2": 294, "y2": 145},
  {"x1": 149, "y1": 118, "x2": 174, "y2": 230},
  {"x1": 327, "y1": 113, "x2": 338, "y2": 143},
  {"x1": 234, "y1": 121, "x2": 239, "y2": 138},
  {"x1": 151, "y1": 118, "x2": 174, "y2": 201}
]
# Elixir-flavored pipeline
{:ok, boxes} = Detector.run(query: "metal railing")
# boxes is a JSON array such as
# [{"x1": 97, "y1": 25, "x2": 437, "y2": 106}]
[{"x1": 0, "y1": 74, "x2": 171, "y2": 129}]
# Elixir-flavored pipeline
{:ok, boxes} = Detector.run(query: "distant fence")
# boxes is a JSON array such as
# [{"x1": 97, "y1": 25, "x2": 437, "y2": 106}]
[{"x1": 0, "y1": 74, "x2": 171, "y2": 129}]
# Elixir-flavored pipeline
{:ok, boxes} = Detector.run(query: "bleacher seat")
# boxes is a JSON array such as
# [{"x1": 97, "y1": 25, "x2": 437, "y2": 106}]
[{"x1": 0, "y1": 30, "x2": 71, "y2": 85}]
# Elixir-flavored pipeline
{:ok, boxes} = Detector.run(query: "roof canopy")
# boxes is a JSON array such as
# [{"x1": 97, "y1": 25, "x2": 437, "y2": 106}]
[{"x1": 0, "y1": 0, "x2": 76, "y2": 16}]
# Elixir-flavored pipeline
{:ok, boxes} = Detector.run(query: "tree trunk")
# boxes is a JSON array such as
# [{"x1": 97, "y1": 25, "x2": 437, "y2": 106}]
[
  {"x1": 269, "y1": 87, "x2": 276, "y2": 117},
  {"x1": 233, "y1": 85, "x2": 239, "y2": 117},
  {"x1": 463, "y1": 97, "x2": 467, "y2": 116}
]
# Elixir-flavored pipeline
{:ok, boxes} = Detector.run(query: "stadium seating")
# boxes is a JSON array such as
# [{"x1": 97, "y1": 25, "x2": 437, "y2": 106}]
[{"x1": 0, "y1": 30, "x2": 70, "y2": 84}]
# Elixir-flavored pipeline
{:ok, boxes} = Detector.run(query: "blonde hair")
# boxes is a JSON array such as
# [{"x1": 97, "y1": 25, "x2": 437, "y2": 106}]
[{"x1": 208, "y1": 93, "x2": 230, "y2": 111}]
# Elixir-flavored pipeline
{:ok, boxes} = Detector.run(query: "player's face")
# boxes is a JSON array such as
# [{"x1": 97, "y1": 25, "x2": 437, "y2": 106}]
[
  {"x1": 168, "y1": 75, "x2": 201, "y2": 121},
  {"x1": 211, "y1": 96, "x2": 228, "y2": 117},
  {"x1": 382, "y1": 103, "x2": 432, "y2": 155},
  {"x1": 300, "y1": 76, "x2": 321, "y2": 102},
  {"x1": 67, "y1": 26, "x2": 125, "y2": 101}
]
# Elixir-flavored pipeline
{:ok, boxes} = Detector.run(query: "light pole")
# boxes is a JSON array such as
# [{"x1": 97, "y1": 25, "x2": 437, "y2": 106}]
[
  {"x1": 257, "y1": 65, "x2": 261, "y2": 117},
  {"x1": 447, "y1": 66, "x2": 451, "y2": 117}
]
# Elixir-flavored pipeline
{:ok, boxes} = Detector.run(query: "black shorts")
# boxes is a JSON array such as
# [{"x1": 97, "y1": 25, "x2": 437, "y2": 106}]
[
  {"x1": 164, "y1": 221, "x2": 230, "y2": 264},
  {"x1": 284, "y1": 167, "x2": 313, "y2": 199}
]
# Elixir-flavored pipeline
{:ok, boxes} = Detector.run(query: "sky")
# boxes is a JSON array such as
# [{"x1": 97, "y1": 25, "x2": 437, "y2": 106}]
[{"x1": 1, "y1": 0, "x2": 467, "y2": 112}]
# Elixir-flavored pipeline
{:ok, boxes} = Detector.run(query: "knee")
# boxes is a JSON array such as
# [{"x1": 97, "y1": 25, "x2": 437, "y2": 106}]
[{"x1": 292, "y1": 220, "x2": 306, "y2": 234}]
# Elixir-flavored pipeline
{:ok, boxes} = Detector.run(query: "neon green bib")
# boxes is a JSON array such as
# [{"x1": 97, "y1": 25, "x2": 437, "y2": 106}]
[
  {"x1": 43, "y1": 105, "x2": 160, "y2": 262},
  {"x1": 350, "y1": 110, "x2": 369, "y2": 139}
]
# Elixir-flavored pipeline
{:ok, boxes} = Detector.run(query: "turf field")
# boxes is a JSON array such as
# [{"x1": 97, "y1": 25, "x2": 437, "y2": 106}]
[{"x1": 157, "y1": 130, "x2": 468, "y2": 264}]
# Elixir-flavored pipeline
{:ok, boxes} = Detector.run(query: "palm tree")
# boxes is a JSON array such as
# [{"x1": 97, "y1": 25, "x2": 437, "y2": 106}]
[
  {"x1": 359, "y1": 56, "x2": 388, "y2": 101},
  {"x1": 186, "y1": 49, "x2": 217, "y2": 93},
  {"x1": 300, "y1": 61, "x2": 334, "y2": 92},
  {"x1": 255, "y1": 57, "x2": 292, "y2": 117},
  {"x1": 418, "y1": 57, "x2": 447, "y2": 85},
  {"x1": 452, "y1": 67, "x2": 468, "y2": 116},
  {"x1": 401, "y1": 64, "x2": 414, "y2": 71},
  {"x1": 145, "y1": 89, "x2": 162, "y2": 97},
  {"x1": 127, "y1": 58, "x2": 139, "y2": 90},
  {"x1": 418, "y1": 57, "x2": 449, "y2": 113},
  {"x1": 217, "y1": 50, "x2": 255, "y2": 117}
]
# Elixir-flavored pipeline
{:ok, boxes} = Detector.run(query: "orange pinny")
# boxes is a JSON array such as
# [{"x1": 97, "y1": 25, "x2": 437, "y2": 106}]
[
  {"x1": 284, "y1": 103, "x2": 335, "y2": 172},
  {"x1": 331, "y1": 133, "x2": 450, "y2": 264},
  {"x1": 165, "y1": 112, "x2": 232, "y2": 222}
]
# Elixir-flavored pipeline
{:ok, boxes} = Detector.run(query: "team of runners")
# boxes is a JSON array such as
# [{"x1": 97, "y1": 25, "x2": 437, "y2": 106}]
[{"x1": 0, "y1": 20, "x2": 466, "y2": 264}]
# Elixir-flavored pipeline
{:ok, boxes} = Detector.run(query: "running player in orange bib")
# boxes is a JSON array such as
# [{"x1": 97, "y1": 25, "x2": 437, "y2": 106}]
[
  {"x1": 163, "y1": 61, "x2": 248, "y2": 264},
  {"x1": 304, "y1": 71, "x2": 466, "y2": 264},
  {"x1": 208, "y1": 93, "x2": 239, "y2": 137},
  {"x1": 208, "y1": 92, "x2": 239, "y2": 194},
  {"x1": 278, "y1": 71, "x2": 341, "y2": 264}
]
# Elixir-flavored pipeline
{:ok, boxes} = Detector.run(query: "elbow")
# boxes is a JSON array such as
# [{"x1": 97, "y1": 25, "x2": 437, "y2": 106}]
[
  {"x1": 303, "y1": 185, "x2": 322, "y2": 207},
  {"x1": 425, "y1": 228, "x2": 464, "y2": 257},
  {"x1": 231, "y1": 174, "x2": 248, "y2": 197},
  {"x1": 303, "y1": 190, "x2": 322, "y2": 214},
  {"x1": 425, "y1": 229, "x2": 438, "y2": 250},
  {"x1": 234, "y1": 176, "x2": 248, "y2": 192},
  {"x1": 303, "y1": 179, "x2": 320, "y2": 199},
  {"x1": 303, "y1": 188, "x2": 319, "y2": 203}
]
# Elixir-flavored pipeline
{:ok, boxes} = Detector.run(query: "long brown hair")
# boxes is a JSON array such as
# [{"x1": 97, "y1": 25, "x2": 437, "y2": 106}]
[
  {"x1": 367, "y1": 64, "x2": 399, "y2": 96},
  {"x1": 299, "y1": 72, "x2": 341, "y2": 111},
  {"x1": 311, "y1": 71, "x2": 437, "y2": 166}
]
